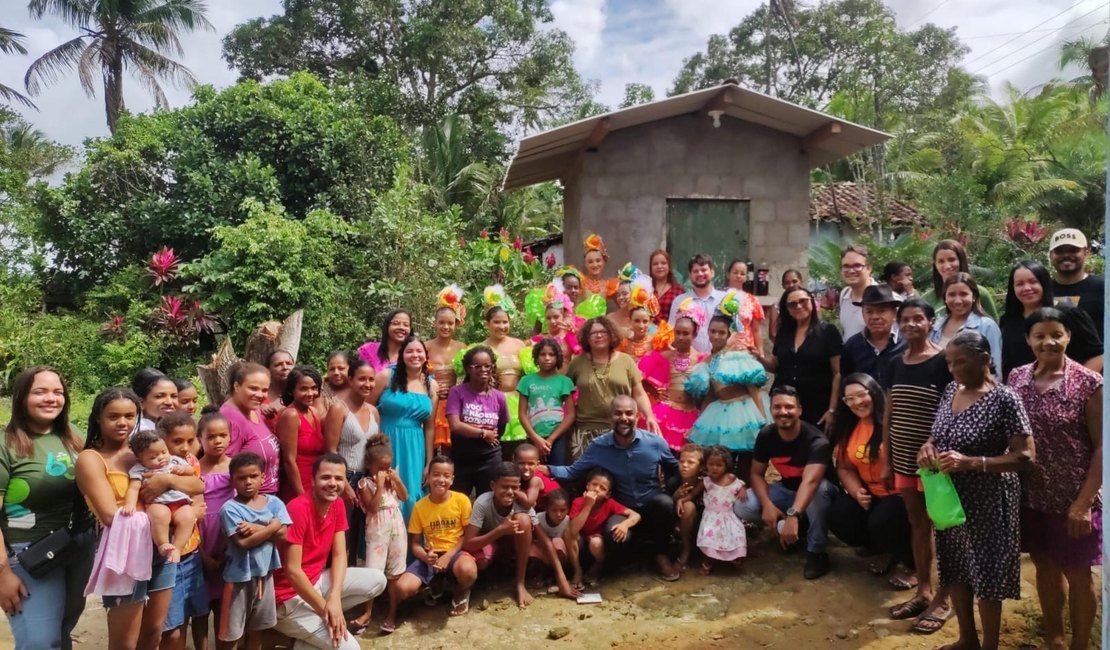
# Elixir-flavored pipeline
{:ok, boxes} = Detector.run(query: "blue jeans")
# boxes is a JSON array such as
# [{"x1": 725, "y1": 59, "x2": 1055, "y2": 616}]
[
  {"x1": 733, "y1": 480, "x2": 837, "y2": 553},
  {"x1": 163, "y1": 550, "x2": 207, "y2": 630},
  {"x1": 545, "y1": 436, "x2": 568, "y2": 466},
  {"x1": 7, "y1": 529, "x2": 96, "y2": 650}
]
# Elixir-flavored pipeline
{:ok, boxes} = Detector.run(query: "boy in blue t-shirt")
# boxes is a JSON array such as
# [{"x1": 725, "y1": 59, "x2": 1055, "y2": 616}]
[{"x1": 218, "y1": 452, "x2": 292, "y2": 648}]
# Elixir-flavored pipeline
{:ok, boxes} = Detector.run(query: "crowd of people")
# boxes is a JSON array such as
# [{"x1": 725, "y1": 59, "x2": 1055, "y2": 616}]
[{"x1": 0, "y1": 229, "x2": 1102, "y2": 650}]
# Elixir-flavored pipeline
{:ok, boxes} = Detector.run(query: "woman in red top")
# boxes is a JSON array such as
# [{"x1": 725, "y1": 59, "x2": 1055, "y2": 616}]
[
  {"x1": 648, "y1": 249, "x2": 683, "y2": 325},
  {"x1": 277, "y1": 365, "x2": 325, "y2": 501},
  {"x1": 827, "y1": 373, "x2": 912, "y2": 585}
]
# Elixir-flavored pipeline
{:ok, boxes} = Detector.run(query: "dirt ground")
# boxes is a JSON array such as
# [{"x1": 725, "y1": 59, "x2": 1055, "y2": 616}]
[{"x1": 0, "y1": 536, "x2": 1087, "y2": 650}]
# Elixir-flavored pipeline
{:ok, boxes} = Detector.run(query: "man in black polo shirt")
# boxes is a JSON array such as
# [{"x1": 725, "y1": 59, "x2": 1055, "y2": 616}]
[
  {"x1": 840, "y1": 284, "x2": 905, "y2": 390},
  {"x1": 733, "y1": 385, "x2": 837, "y2": 579}
]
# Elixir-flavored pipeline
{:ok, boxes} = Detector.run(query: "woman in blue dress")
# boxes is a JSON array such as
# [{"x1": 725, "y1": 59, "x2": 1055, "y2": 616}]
[{"x1": 371, "y1": 334, "x2": 438, "y2": 522}]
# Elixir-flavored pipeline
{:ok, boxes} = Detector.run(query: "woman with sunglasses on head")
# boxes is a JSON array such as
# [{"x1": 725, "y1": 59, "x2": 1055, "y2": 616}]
[{"x1": 752, "y1": 288, "x2": 842, "y2": 433}]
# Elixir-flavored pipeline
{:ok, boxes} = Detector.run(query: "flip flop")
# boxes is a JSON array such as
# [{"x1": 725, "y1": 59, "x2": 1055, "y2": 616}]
[
  {"x1": 449, "y1": 590, "x2": 471, "y2": 617},
  {"x1": 888, "y1": 573, "x2": 918, "y2": 591},
  {"x1": 347, "y1": 621, "x2": 368, "y2": 636},
  {"x1": 888, "y1": 595, "x2": 929, "y2": 620},
  {"x1": 911, "y1": 609, "x2": 953, "y2": 634},
  {"x1": 379, "y1": 622, "x2": 397, "y2": 635},
  {"x1": 658, "y1": 570, "x2": 681, "y2": 582}
]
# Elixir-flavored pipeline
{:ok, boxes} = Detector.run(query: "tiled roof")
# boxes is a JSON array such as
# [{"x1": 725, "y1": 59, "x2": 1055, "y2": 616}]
[{"x1": 810, "y1": 182, "x2": 926, "y2": 226}]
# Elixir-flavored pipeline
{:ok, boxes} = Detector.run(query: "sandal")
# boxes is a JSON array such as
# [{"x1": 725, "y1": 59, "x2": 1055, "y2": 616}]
[
  {"x1": 911, "y1": 609, "x2": 953, "y2": 634},
  {"x1": 887, "y1": 573, "x2": 918, "y2": 591},
  {"x1": 868, "y1": 556, "x2": 895, "y2": 576},
  {"x1": 379, "y1": 621, "x2": 397, "y2": 635},
  {"x1": 888, "y1": 595, "x2": 928, "y2": 620},
  {"x1": 449, "y1": 590, "x2": 471, "y2": 617},
  {"x1": 347, "y1": 621, "x2": 368, "y2": 636}
]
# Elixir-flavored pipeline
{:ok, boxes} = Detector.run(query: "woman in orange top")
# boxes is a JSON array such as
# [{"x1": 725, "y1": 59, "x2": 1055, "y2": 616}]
[
  {"x1": 582, "y1": 233, "x2": 619, "y2": 302},
  {"x1": 827, "y1": 373, "x2": 912, "y2": 585}
]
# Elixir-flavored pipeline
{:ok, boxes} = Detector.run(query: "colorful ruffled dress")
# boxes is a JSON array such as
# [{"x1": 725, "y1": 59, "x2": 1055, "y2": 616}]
[
  {"x1": 697, "y1": 475, "x2": 748, "y2": 561},
  {"x1": 685, "y1": 351, "x2": 769, "y2": 452},
  {"x1": 638, "y1": 350, "x2": 704, "y2": 451},
  {"x1": 496, "y1": 352, "x2": 527, "y2": 444}
]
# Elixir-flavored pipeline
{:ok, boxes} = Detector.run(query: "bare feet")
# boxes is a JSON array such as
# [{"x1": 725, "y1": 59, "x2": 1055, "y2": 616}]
[
  {"x1": 555, "y1": 581, "x2": 582, "y2": 600},
  {"x1": 159, "y1": 543, "x2": 181, "y2": 563},
  {"x1": 515, "y1": 583, "x2": 534, "y2": 607},
  {"x1": 1033, "y1": 639, "x2": 1066, "y2": 650}
]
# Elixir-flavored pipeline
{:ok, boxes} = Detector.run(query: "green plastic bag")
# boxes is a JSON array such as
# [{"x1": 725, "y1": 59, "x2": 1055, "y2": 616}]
[{"x1": 918, "y1": 468, "x2": 967, "y2": 530}]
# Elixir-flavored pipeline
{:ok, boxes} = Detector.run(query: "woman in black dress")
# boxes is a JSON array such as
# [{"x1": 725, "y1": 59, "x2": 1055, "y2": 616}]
[
  {"x1": 917, "y1": 331, "x2": 1034, "y2": 650},
  {"x1": 752, "y1": 288, "x2": 842, "y2": 432},
  {"x1": 999, "y1": 260, "x2": 1102, "y2": 379}
]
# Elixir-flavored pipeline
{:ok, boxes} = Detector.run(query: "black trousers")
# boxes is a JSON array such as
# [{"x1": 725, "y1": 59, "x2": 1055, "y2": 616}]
[
  {"x1": 602, "y1": 492, "x2": 675, "y2": 557},
  {"x1": 828, "y1": 490, "x2": 912, "y2": 566}
]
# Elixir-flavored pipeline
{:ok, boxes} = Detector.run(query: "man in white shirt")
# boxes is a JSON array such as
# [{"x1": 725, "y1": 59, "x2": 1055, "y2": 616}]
[
  {"x1": 669, "y1": 253, "x2": 726, "y2": 353},
  {"x1": 837, "y1": 245, "x2": 875, "y2": 341}
]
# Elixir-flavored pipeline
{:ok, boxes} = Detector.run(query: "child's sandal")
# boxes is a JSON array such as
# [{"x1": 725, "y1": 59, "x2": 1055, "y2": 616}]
[{"x1": 449, "y1": 590, "x2": 471, "y2": 617}]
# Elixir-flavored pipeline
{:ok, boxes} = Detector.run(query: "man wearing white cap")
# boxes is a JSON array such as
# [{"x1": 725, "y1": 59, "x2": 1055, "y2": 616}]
[{"x1": 1049, "y1": 228, "x2": 1103, "y2": 328}]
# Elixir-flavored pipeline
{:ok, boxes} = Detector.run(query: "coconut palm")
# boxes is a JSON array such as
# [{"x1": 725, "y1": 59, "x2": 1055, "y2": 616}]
[
  {"x1": 0, "y1": 26, "x2": 36, "y2": 109},
  {"x1": 24, "y1": 0, "x2": 213, "y2": 132}
]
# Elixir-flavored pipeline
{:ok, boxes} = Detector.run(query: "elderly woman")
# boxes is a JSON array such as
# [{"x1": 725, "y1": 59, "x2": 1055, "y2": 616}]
[
  {"x1": 565, "y1": 316, "x2": 659, "y2": 460},
  {"x1": 918, "y1": 331, "x2": 1034, "y2": 650},
  {"x1": 1008, "y1": 308, "x2": 1102, "y2": 650}
]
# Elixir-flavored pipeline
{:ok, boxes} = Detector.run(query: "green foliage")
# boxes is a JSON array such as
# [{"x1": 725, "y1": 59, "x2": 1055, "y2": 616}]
[
  {"x1": 620, "y1": 83, "x2": 655, "y2": 108},
  {"x1": 187, "y1": 199, "x2": 360, "y2": 362},
  {"x1": 36, "y1": 73, "x2": 407, "y2": 295}
]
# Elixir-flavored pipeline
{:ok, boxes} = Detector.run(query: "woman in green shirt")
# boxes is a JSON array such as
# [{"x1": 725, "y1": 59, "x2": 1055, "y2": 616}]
[{"x1": 0, "y1": 366, "x2": 96, "y2": 650}]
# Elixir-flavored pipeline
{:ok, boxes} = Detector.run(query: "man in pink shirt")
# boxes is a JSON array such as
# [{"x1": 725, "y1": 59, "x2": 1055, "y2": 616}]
[{"x1": 272, "y1": 453, "x2": 386, "y2": 648}]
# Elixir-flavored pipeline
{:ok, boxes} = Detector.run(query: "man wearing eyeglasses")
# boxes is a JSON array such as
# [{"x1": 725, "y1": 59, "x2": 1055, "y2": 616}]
[
  {"x1": 733, "y1": 386, "x2": 837, "y2": 579},
  {"x1": 838, "y1": 245, "x2": 876, "y2": 342}
]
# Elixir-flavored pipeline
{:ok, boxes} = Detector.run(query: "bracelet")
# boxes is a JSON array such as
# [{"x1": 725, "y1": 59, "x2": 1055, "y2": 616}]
[{"x1": 981, "y1": 456, "x2": 987, "y2": 472}]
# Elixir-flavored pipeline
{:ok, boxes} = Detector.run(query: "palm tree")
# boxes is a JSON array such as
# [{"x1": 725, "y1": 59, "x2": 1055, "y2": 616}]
[
  {"x1": 0, "y1": 26, "x2": 36, "y2": 109},
  {"x1": 24, "y1": 0, "x2": 213, "y2": 132}
]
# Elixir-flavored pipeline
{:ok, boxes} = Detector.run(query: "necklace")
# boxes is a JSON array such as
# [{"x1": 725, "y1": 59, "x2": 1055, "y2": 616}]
[
  {"x1": 626, "y1": 337, "x2": 651, "y2": 358},
  {"x1": 672, "y1": 351, "x2": 692, "y2": 373},
  {"x1": 591, "y1": 354, "x2": 614, "y2": 400},
  {"x1": 584, "y1": 275, "x2": 604, "y2": 295}
]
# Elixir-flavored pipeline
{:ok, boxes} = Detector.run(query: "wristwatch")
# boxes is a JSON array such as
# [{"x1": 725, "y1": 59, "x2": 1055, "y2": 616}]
[{"x1": 785, "y1": 507, "x2": 799, "y2": 518}]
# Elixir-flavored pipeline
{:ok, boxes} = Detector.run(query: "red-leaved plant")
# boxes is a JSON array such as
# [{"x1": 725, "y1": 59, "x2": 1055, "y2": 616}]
[{"x1": 146, "y1": 247, "x2": 181, "y2": 287}]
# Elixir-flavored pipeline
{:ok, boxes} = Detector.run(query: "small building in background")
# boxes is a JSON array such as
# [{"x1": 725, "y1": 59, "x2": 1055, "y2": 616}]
[
  {"x1": 502, "y1": 82, "x2": 889, "y2": 297},
  {"x1": 810, "y1": 181, "x2": 927, "y2": 244}
]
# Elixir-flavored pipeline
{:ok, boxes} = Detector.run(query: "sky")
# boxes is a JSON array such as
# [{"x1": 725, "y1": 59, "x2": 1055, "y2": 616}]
[{"x1": 1, "y1": 0, "x2": 1107, "y2": 152}]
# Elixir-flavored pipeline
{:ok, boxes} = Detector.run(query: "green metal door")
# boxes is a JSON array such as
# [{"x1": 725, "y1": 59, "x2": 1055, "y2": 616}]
[{"x1": 665, "y1": 199, "x2": 750, "y2": 285}]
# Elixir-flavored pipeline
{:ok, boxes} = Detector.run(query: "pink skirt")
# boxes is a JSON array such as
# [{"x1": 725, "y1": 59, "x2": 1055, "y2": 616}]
[{"x1": 653, "y1": 402, "x2": 699, "y2": 451}]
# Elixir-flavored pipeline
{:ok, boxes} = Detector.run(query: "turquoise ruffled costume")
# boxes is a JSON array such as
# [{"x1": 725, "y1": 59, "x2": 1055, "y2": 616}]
[{"x1": 685, "y1": 351, "x2": 770, "y2": 452}]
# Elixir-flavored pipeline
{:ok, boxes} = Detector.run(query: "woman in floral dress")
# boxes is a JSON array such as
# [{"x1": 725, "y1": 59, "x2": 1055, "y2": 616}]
[{"x1": 917, "y1": 330, "x2": 1034, "y2": 650}]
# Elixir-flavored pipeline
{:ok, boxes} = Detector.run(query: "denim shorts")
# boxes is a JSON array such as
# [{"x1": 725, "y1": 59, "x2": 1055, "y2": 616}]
[
  {"x1": 164, "y1": 550, "x2": 208, "y2": 630},
  {"x1": 103, "y1": 547, "x2": 177, "y2": 609}
]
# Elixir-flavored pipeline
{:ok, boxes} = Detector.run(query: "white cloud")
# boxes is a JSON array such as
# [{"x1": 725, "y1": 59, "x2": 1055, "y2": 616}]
[{"x1": 550, "y1": 0, "x2": 609, "y2": 66}]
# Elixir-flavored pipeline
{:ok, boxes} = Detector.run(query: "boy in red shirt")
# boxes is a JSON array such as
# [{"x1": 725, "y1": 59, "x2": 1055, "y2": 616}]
[{"x1": 567, "y1": 468, "x2": 640, "y2": 588}]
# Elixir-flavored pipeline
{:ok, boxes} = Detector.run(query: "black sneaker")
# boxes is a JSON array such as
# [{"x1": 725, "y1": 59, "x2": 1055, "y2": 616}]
[{"x1": 804, "y1": 551, "x2": 829, "y2": 579}]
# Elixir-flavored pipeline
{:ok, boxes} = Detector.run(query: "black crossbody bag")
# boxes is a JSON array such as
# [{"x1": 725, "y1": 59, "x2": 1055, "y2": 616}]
[{"x1": 15, "y1": 524, "x2": 76, "y2": 578}]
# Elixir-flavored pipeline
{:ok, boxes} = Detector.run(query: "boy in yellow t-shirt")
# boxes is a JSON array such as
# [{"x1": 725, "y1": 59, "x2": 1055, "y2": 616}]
[{"x1": 383, "y1": 456, "x2": 477, "y2": 633}]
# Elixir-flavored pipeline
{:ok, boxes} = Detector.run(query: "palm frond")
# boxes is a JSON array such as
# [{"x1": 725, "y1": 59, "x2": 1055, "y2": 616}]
[
  {"x1": 24, "y1": 35, "x2": 91, "y2": 95},
  {"x1": 27, "y1": 0, "x2": 92, "y2": 29},
  {"x1": 133, "y1": 0, "x2": 214, "y2": 36},
  {"x1": 125, "y1": 39, "x2": 199, "y2": 89},
  {"x1": 0, "y1": 83, "x2": 37, "y2": 109},
  {"x1": 0, "y1": 26, "x2": 29, "y2": 55}
]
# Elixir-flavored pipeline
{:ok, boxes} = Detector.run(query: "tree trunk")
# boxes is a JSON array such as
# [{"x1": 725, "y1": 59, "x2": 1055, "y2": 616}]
[{"x1": 105, "y1": 50, "x2": 125, "y2": 133}]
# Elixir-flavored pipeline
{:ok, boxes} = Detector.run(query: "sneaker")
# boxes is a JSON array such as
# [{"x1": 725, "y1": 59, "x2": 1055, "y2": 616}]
[{"x1": 804, "y1": 551, "x2": 829, "y2": 580}]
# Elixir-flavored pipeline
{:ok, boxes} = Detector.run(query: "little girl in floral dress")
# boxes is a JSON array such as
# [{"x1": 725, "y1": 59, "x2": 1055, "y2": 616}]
[
  {"x1": 352, "y1": 434, "x2": 409, "y2": 635},
  {"x1": 683, "y1": 445, "x2": 747, "y2": 574}
]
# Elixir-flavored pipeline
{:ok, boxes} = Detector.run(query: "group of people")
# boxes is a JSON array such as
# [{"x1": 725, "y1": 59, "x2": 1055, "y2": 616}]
[{"x1": 0, "y1": 229, "x2": 1102, "y2": 650}]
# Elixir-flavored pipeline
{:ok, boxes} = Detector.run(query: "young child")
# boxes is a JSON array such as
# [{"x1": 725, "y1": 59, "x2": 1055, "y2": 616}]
[
  {"x1": 123, "y1": 429, "x2": 197, "y2": 563},
  {"x1": 389, "y1": 456, "x2": 477, "y2": 628},
  {"x1": 517, "y1": 338, "x2": 575, "y2": 465},
  {"x1": 195, "y1": 408, "x2": 235, "y2": 650},
  {"x1": 529, "y1": 488, "x2": 580, "y2": 600},
  {"x1": 350, "y1": 435, "x2": 408, "y2": 635},
  {"x1": 218, "y1": 452, "x2": 291, "y2": 649},
  {"x1": 513, "y1": 443, "x2": 560, "y2": 511},
  {"x1": 463, "y1": 462, "x2": 536, "y2": 607},
  {"x1": 685, "y1": 446, "x2": 747, "y2": 574},
  {"x1": 674, "y1": 443, "x2": 705, "y2": 570},
  {"x1": 567, "y1": 468, "x2": 640, "y2": 588},
  {"x1": 174, "y1": 378, "x2": 199, "y2": 417}
]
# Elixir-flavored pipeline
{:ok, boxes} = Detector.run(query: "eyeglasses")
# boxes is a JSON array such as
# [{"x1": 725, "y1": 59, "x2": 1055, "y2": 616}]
[
  {"x1": 841, "y1": 263, "x2": 867, "y2": 272},
  {"x1": 843, "y1": 393, "x2": 869, "y2": 404},
  {"x1": 785, "y1": 300, "x2": 810, "y2": 310}
]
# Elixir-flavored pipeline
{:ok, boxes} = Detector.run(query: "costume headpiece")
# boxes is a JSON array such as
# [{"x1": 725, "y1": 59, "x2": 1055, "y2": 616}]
[
  {"x1": 716, "y1": 290, "x2": 744, "y2": 333},
  {"x1": 617, "y1": 262, "x2": 640, "y2": 284},
  {"x1": 674, "y1": 297, "x2": 708, "y2": 331},
  {"x1": 583, "y1": 233, "x2": 608, "y2": 261},
  {"x1": 628, "y1": 274, "x2": 659, "y2": 318},
  {"x1": 554, "y1": 265, "x2": 583, "y2": 284},
  {"x1": 435, "y1": 284, "x2": 466, "y2": 323},
  {"x1": 543, "y1": 282, "x2": 573, "y2": 313},
  {"x1": 482, "y1": 284, "x2": 516, "y2": 317}
]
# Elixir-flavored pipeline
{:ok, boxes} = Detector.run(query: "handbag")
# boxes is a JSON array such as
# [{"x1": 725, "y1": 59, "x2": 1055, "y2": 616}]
[
  {"x1": 917, "y1": 468, "x2": 967, "y2": 531},
  {"x1": 16, "y1": 525, "x2": 76, "y2": 578}
]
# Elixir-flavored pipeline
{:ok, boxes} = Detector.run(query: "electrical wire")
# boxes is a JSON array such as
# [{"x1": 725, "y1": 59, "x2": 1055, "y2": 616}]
[
  {"x1": 974, "y1": 17, "x2": 1109, "y2": 78},
  {"x1": 905, "y1": 0, "x2": 954, "y2": 28},
  {"x1": 961, "y1": 0, "x2": 1099, "y2": 68},
  {"x1": 972, "y1": 6, "x2": 1109, "y2": 75}
]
